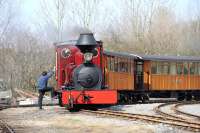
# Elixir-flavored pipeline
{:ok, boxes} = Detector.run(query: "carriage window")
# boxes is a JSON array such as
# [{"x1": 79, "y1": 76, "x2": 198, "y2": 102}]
[
  {"x1": 125, "y1": 59, "x2": 129, "y2": 73},
  {"x1": 128, "y1": 59, "x2": 131, "y2": 73},
  {"x1": 183, "y1": 62, "x2": 188, "y2": 75},
  {"x1": 157, "y1": 62, "x2": 162, "y2": 74},
  {"x1": 177, "y1": 63, "x2": 183, "y2": 75},
  {"x1": 151, "y1": 62, "x2": 157, "y2": 74},
  {"x1": 198, "y1": 63, "x2": 200, "y2": 75},
  {"x1": 118, "y1": 58, "x2": 122, "y2": 72},
  {"x1": 120, "y1": 62, "x2": 127, "y2": 72},
  {"x1": 107, "y1": 57, "x2": 110, "y2": 70},
  {"x1": 130, "y1": 60, "x2": 134, "y2": 74},
  {"x1": 163, "y1": 62, "x2": 169, "y2": 74},
  {"x1": 194, "y1": 63, "x2": 198, "y2": 74},
  {"x1": 114, "y1": 57, "x2": 118, "y2": 72},
  {"x1": 118, "y1": 58, "x2": 128, "y2": 73},
  {"x1": 190, "y1": 63, "x2": 195, "y2": 74},
  {"x1": 110, "y1": 57, "x2": 114, "y2": 71},
  {"x1": 190, "y1": 62, "x2": 198, "y2": 75},
  {"x1": 169, "y1": 62, "x2": 176, "y2": 75}
]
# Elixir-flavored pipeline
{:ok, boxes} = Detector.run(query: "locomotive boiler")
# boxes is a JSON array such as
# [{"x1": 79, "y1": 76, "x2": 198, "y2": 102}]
[
  {"x1": 54, "y1": 33, "x2": 117, "y2": 110},
  {"x1": 73, "y1": 33, "x2": 102, "y2": 90}
]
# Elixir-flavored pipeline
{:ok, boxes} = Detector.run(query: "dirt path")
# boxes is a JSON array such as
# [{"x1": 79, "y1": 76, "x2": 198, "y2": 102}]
[{"x1": 0, "y1": 106, "x2": 190, "y2": 133}]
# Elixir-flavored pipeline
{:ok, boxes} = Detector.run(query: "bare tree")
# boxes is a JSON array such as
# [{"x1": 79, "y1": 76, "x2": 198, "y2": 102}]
[
  {"x1": 40, "y1": 0, "x2": 67, "y2": 41},
  {"x1": 0, "y1": 0, "x2": 16, "y2": 82},
  {"x1": 69, "y1": 0, "x2": 101, "y2": 31}
]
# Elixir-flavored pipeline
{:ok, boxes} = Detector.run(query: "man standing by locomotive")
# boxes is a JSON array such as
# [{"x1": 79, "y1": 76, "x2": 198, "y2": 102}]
[{"x1": 37, "y1": 70, "x2": 54, "y2": 109}]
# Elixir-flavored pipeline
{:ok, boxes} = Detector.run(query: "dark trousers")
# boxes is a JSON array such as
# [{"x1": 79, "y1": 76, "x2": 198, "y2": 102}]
[{"x1": 38, "y1": 87, "x2": 54, "y2": 109}]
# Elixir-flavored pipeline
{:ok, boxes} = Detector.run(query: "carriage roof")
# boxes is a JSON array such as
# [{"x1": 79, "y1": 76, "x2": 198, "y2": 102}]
[{"x1": 104, "y1": 50, "x2": 200, "y2": 62}]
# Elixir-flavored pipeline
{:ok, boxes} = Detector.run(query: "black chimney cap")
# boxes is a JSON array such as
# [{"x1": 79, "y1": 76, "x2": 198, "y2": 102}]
[{"x1": 76, "y1": 33, "x2": 96, "y2": 46}]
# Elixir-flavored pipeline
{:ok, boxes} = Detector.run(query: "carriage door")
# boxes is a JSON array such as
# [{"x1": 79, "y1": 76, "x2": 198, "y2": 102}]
[{"x1": 135, "y1": 61, "x2": 144, "y2": 90}]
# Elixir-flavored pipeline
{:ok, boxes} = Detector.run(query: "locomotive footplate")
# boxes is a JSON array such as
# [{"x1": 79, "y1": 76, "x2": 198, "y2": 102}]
[{"x1": 62, "y1": 90, "x2": 117, "y2": 105}]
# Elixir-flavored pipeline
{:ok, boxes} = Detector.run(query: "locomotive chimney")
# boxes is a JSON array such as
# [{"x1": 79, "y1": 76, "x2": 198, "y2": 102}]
[{"x1": 76, "y1": 33, "x2": 97, "y2": 53}]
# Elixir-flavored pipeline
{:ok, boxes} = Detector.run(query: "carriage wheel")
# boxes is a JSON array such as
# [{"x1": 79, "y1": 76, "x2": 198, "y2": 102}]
[
  {"x1": 177, "y1": 92, "x2": 185, "y2": 101},
  {"x1": 186, "y1": 93, "x2": 192, "y2": 101}
]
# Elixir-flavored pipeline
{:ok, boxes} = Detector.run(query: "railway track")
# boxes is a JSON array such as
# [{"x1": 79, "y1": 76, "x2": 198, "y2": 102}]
[
  {"x1": 174, "y1": 102, "x2": 200, "y2": 120},
  {"x1": 0, "y1": 90, "x2": 39, "y2": 133},
  {"x1": 0, "y1": 104, "x2": 15, "y2": 133},
  {"x1": 155, "y1": 101, "x2": 200, "y2": 120},
  {"x1": 82, "y1": 108, "x2": 200, "y2": 132},
  {"x1": 154, "y1": 102, "x2": 186, "y2": 120},
  {"x1": 0, "y1": 103, "x2": 58, "y2": 133}
]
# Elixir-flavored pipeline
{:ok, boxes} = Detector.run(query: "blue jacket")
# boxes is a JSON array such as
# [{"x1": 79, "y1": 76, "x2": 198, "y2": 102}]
[{"x1": 37, "y1": 71, "x2": 53, "y2": 90}]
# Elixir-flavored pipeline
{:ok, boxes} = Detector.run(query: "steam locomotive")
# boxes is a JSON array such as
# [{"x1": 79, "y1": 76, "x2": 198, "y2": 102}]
[
  {"x1": 55, "y1": 33, "x2": 200, "y2": 111},
  {"x1": 54, "y1": 33, "x2": 117, "y2": 110}
]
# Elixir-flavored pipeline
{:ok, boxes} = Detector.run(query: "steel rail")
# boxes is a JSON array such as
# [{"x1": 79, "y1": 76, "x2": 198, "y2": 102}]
[
  {"x1": 154, "y1": 102, "x2": 186, "y2": 120},
  {"x1": 174, "y1": 102, "x2": 200, "y2": 120},
  {"x1": 0, "y1": 105, "x2": 15, "y2": 133},
  {"x1": 82, "y1": 109, "x2": 200, "y2": 132},
  {"x1": 155, "y1": 102, "x2": 200, "y2": 121}
]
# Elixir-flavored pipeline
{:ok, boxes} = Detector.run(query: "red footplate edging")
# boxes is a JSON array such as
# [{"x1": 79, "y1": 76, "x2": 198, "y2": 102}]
[{"x1": 62, "y1": 90, "x2": 117, "y2": 105}]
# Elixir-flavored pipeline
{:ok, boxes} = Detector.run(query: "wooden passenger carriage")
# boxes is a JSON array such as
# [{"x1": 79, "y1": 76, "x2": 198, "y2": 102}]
[{"x1": 103, "y1": 51, "x2": 200, "y2": 102}]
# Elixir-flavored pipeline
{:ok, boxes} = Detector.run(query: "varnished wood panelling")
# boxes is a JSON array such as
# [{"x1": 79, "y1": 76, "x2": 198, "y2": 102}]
[
  {"x1": 150, "y1": 75, "x2": 189, "y2": 90},
  {"x1": 189, "y1": 76, "x2": 200, "y2": 89},
  {"x1": 176, "y1": 76, "x2": 188, "y2": 90},
  {"x1": 150, "y1": 74, "x2": 200, "y2": 91},
  {"x1": 107, "y1": 71, "x2": 134, "y2": 90}
]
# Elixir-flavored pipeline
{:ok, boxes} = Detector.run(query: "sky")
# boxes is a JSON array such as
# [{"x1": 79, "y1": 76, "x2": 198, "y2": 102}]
[
  {"x1": 20, "y1": 0, "x2": 196, "y2": 19},
  {"x1": 15, "y1": 0, "x2": 199, "y2": 36}
]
